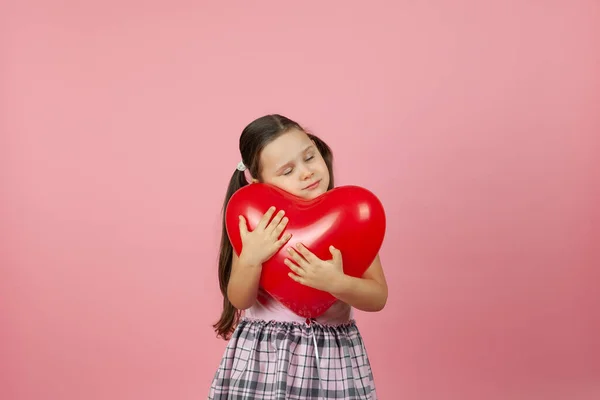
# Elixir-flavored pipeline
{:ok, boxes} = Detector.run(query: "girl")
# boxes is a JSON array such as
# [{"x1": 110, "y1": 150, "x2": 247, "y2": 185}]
[{"x1": 208, "y1": 114, "x2": 388, "y2": 400}]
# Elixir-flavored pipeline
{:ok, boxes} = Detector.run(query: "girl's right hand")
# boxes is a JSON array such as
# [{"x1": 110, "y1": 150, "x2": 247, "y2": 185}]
[{"x1": 238, "y1": 206, "x2": 291, "y2": 267}]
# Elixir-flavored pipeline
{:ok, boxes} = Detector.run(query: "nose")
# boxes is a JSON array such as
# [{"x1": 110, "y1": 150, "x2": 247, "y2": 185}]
[{"x1": 299, "y1": 165, "x2": 314, "y2": 180}]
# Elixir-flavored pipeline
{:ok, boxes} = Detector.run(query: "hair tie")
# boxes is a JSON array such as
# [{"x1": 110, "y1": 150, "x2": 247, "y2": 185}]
[{"x1": 236, "y1": 161, "x2": 247, "y2": 172}]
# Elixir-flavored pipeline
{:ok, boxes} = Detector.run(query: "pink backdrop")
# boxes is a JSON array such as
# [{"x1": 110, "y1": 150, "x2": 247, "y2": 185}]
[{"x1": 1, "y1": 1, "x2": 599, "y2": 399}]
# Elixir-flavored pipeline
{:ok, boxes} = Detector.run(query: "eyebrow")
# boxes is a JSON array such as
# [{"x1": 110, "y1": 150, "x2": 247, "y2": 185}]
[{"x1": 275, "y1": 145, "x2": 315, "y2": 173}]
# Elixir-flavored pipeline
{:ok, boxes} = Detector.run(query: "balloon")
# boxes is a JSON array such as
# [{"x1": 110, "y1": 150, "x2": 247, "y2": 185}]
[{"x1": 225, "y1": 183, "x2": 386, "y2": 318}]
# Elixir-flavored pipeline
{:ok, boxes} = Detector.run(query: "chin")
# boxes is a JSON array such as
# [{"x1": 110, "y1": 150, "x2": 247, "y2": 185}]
[{"x1": 304, "y1": 188, "x2": 327, "y2": 200}]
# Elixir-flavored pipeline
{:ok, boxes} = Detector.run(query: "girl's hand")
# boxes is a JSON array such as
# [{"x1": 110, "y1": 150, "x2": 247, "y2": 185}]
[
  {"x1": 238, "y1": 206, "x2": 291, "y2": 267},
  {"x1": 285, "y1": 243, "x2": 345, "y2": 293}
]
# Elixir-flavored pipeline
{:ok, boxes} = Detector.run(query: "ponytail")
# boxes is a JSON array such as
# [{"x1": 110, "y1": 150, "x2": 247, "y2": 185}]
[{"x1": 213, "y1": 168, "x2": 249, "y2": 339}]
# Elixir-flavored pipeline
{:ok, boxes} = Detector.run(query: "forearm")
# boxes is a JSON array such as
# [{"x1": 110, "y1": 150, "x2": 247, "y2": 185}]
[
  {"x1": 329, "y1": 275, "x2": 388, "y2": 312},
  {"x1": 227, "y1": 254, "x2": 262, "y2": 310}
]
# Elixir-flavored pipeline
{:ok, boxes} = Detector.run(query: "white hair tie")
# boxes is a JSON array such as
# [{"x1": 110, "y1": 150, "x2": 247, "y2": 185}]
[{"x1": 236, "y1": 161, "x2": 247, "y2": 171}]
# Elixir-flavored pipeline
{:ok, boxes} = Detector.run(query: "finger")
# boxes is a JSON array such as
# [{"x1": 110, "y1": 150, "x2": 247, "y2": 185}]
[
  {"x1": 284, "y1": 258, "x2": 304, "y2": 275},
  {"x1": 257, "y1": 206, "x2": 276, "y2": 230},
  {"x1": 329, "y1": 245, "x2": 343, "y2": 263},
  {"x1": 295, "y1": 243, "x2": 318, "y2": 263},
  {"x1": 287, "y1": 247, "x2": 309, "y2": 267},
  {"x1": 288, "y1": 272, "x2": 306, "y2": 285},
  {"x1": 266, "y1": 210, "x2": 286, "y2": 233},
  {"x1": 238, "y1": 215, "x2": 249, "y2": 235},
  {"x1": 272, "y1": 216, "x2": 289, "y2": 238},
  {"x1": 275, "y1": 232, "x2": 292, "y2": 247}
]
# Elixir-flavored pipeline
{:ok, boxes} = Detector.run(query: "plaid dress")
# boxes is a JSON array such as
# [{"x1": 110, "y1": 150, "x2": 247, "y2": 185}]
[{"x1": 208, "y1": 299, "x2": 377, "y2": 400}]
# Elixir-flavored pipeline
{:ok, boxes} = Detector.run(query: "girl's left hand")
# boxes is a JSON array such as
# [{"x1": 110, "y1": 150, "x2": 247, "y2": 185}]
[{"x1": 285, "y1": 243, "x2": 345, "y2": 293}]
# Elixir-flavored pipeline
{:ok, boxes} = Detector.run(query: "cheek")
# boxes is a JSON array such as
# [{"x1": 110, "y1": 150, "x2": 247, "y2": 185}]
[
  {"x1": 263, "y1": 176, "x2": 300, "y2": 193},
  {"x1": 318, "y1": 163, "x2": 331, "y2": 187},
  {"x1": 317, "y1": 160, "x2": 330, "y2": 176}
]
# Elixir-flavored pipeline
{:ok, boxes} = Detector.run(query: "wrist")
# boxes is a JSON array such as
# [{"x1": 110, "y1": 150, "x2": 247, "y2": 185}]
[
  {"x1": 328, "y1": 273, "x2": 353, "y2": 298},
  {"x1": 238, "y1": 251, "x2": 263, "y2": 269}
]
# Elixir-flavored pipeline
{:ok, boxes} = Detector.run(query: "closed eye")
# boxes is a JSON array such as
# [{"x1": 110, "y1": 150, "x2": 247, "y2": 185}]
[{"x1": 280, "y1": 153, "x2": 315, "y2": 176}]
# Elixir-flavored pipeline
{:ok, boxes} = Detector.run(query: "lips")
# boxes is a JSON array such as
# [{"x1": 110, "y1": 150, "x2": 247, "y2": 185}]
[{"x1": 304, "y1": 179, "x2": 321, "y2": 190}]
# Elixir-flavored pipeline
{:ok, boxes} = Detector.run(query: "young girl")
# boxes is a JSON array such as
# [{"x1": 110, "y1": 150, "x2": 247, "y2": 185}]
[{"x1": 208, "y1": 114, "x2": 388, "y2": 400}]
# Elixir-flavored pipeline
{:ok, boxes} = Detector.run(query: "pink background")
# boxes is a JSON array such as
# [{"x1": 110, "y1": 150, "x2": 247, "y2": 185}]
[{"x1": 1, "y1": 1, "x2": 599, "y2": 399}]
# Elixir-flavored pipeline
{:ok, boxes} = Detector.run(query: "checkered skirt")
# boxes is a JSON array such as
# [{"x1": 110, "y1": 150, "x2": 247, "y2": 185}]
[{"x1": 208, "y1": 318, "x2": 377, "y2": 399}]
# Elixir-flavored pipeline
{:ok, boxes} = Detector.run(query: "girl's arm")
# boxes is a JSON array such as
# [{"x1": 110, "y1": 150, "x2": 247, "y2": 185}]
[
  {"x1": 329, "y1": 255, "x2": 388, "y2": 312},
  {"x1": 286, "y1": 246, "x2": 388, "y2": 312},
  {"x1": 226, "y1": 251, "x2": 262, "y2": 310},
  {"x1": 226, "y1": 207, "x2": 292, "y2": 310}
]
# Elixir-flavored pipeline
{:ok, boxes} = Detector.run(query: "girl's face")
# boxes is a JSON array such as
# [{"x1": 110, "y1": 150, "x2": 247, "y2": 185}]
[{"x1": 258, "y1": 128, "x2": 330, "y2": 200}]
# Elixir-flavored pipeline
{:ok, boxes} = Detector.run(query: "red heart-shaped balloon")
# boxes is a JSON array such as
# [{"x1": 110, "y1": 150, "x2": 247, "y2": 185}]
[{"x1": 225, "y1": 183, "x2": 386, "y2": 318}]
